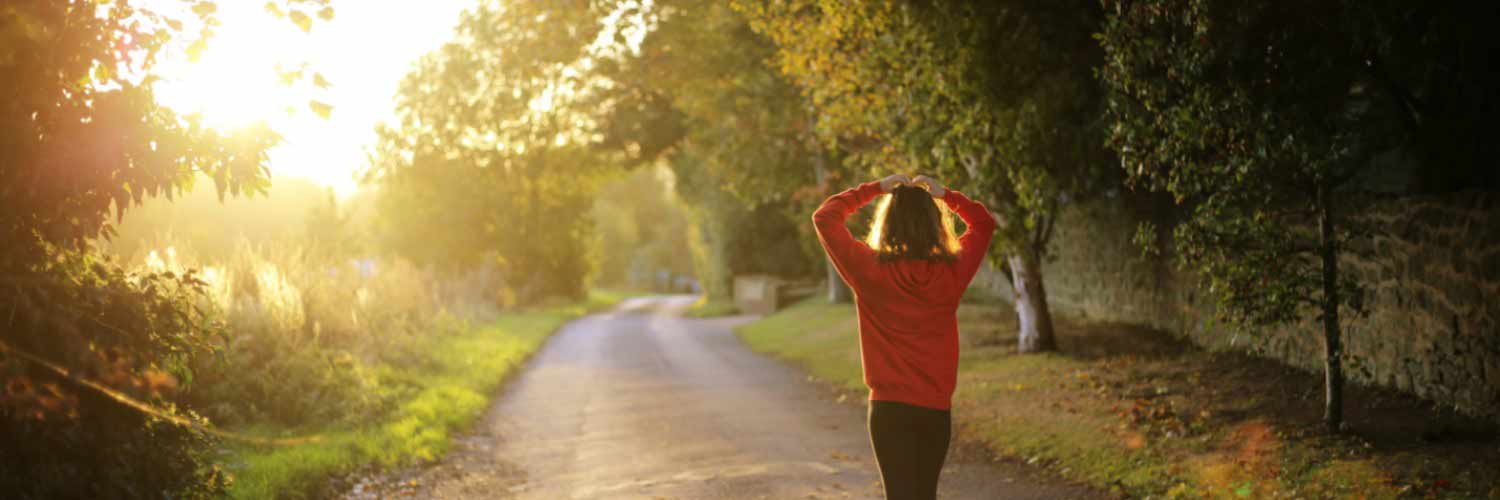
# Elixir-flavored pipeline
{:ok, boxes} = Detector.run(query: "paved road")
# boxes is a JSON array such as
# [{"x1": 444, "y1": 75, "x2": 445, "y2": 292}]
[{"x1": 344, "y1": 295, "x2": 1101, "y2": 499}]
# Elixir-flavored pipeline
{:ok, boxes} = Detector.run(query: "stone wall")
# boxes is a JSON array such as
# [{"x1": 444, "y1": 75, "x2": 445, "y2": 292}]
[{"x1": 976, "y1": 190, "x2": 1500, "y2": 418}]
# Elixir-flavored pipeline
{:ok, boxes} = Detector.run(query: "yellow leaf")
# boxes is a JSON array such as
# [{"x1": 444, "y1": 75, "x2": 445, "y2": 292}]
[
  {"x1": 186, "y1": 39, "x2": 207, "y2": 62},
  {"x1": 288, "y1": 10, "x2": 312, "y2": 33},
  {"x1": 308, "y1": 100, "x2": 333, "y2": 119},
  {"x1": 191, "y1": 2, "x2": 217, "y2": 17}
]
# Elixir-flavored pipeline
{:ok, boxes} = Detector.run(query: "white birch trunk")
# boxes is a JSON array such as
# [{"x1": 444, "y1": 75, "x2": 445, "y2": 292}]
[{"x1": 1008, "y1": 251, "x2": 1057, "y2": 353}]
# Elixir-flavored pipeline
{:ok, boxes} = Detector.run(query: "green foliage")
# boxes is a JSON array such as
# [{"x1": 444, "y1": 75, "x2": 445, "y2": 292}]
[
  {"x1": 120, "y1": 238, "x2": 454, "y2": 429},
  {"x1": 602, "y1": 0, "x2": 822, "y2": 202},
  {"x1": 112, "y1": 184, "x2": 424, "y2": 428},
  {"x1": 671, "y1": 150, "x2": 823, "y2": 297},
  {"x1": 734, "y1": 0, "x2": 1115, "y2": 256},
  {"x1": 111, "y1": 222, "x2": 637, "y2": 499},
  {"x1": 0, "y1": 0, "x2": 326, "y2": 496},
  {"x1": 590, "y1": 165, "x2": 696, "y2": 289},
  {"x1": 382, "y1": 1, "x2": 832, "y2": 300},
  {"x1": 1097, "y1": 0, "x2": 1413, "y2": 327},
  {"x1": 734, "y1": 0, "x2": 1116, "y2": 349},
  {"x1": 589, "y1": 0, "x2": 830, "y2": 294},
  {"x1": 369, "y1": 0, "x2": 614, "y2": 303},
  {"x1": 1, "y1": 1, "x2": 280, "y2": 250},
  {"x1": 0, "y1": 251, "x2": 232, "y2": 499},
  {"x1": 1096, "y1": 0, "x2": 1497, "y2": 428},
  {"x1": 1099, "y1": 0, "x2": 1380, "y2": 429}
]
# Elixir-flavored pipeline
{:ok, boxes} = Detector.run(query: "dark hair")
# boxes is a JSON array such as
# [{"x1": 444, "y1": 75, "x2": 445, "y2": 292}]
[{"x1": 865, "y1": 185, "x2": 960, "y2": 262}]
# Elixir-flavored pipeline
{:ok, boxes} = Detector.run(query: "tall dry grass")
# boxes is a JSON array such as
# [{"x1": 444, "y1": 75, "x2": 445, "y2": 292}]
[{"x1": 130, "y1": 238, "x2": 498, "y2": 428}]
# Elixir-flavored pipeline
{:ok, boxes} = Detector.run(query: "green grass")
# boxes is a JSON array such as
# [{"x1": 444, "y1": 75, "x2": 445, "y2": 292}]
[
  {"x1": 736, "y1": 298, "x2": 1500, "y2": 500},
  {"x1": 681, "y1": 296, "x2": 740, "y2": 318},
  {"x1": 223, "y1": 290, "x2": 634, "y2": 499},
  {"x1": 734, "y1": 300, "x2": 861, "y2": 389}
]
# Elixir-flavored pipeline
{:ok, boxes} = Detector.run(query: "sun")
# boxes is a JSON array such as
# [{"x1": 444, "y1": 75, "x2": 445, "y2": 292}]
[
  {"x1": 150, "y1": 1, "x2": 312, "y2": 131},
  {"x1": 140, "y1": 0, "x2": 478, "y2": 196}
]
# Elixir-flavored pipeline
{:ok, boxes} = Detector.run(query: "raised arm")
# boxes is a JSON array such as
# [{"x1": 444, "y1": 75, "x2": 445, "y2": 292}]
[
  {"x1": 941, "y1": 188, "x2": 998, "y2": 290},
  {"x1": 813, "y1": 177, "x2": 901, "y2": 292}
]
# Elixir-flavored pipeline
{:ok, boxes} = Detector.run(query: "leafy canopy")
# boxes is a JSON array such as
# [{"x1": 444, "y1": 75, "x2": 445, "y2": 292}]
[
  {"x1": 368, "y1": 0, "x2": 617, "y2": 300},
  {"x1": 1097, "y1": 0, "x2": 1438, "y2": 326},
  {"x1": 735, "y1": 0, "x2": 1114, "y2": 255}
]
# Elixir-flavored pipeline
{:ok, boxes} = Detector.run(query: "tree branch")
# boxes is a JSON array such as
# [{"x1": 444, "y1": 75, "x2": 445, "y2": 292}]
[
  {"x1": 1365, "y1": 52, "x2": 1423, "y2": 132},
  {"x1": 1036, "y1": 198, "x2": 1059, "y2": 255}
]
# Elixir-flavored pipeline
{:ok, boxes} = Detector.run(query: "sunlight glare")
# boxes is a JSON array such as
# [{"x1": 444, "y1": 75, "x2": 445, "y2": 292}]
[
  {"x1": 150, "y1": 1, "x2": 309, "y2": 131},
  {"x1": 145, "y1": 0, "x2": 474, "y2": 196}
]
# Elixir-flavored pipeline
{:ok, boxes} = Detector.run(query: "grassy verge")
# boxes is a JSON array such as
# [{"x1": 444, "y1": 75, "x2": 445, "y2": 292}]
[
  {"x1": 737, "y1": 298, "x2": 1500, "y2": 499},
  {"x1": 223, "y1": 290, "x2": 634, "y2": 499},
  {"x1": 681, "y1": 296, "x2": 740, "y2": 318}
]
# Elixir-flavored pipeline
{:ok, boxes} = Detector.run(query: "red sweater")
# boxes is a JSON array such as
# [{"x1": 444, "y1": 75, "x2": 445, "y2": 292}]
[{"x1": 812, "y1": 181, "x2": 997, "y2": 410}]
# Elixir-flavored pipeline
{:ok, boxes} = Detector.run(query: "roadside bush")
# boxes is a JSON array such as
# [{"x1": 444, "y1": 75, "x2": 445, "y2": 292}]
[
  {"x1": 0, "y1": 247, "x2": 230, "y2": 499},
  {"x1": 129, "y1": 240, "x2": 492, "y2": 429}
]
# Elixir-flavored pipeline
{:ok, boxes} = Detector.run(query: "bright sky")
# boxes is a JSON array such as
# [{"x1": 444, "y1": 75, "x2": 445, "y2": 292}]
[{"x1": 150, "y1": 0, "x2": 477, "y2": 196}]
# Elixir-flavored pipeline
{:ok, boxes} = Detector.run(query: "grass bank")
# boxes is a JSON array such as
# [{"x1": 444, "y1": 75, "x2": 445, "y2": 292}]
[
  {"x1": 224, "y1": 290, "x2": 635, "y2": 499},
  {"x1": 737, "y1": 298, "x2": 1500, "y2": 499}
]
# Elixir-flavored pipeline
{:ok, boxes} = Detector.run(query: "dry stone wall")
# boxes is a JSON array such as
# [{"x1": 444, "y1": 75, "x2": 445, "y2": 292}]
[{"x1": 975, "y1": 190, "x2": 1500, "y2": 418}]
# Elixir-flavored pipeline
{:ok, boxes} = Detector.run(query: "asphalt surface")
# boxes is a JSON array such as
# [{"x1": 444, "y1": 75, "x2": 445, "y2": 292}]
[{"x1": 342, "y1": 295, "x2": 1102, "y2": 499}]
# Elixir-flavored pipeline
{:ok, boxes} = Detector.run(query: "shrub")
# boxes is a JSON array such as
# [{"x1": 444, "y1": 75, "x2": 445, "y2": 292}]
[
  {"x1": 0, "y1": 247, "x2": 230, "y2": 498},
  {"x1": 130, "y1": 239, "x2": 492, "y2": 429}
]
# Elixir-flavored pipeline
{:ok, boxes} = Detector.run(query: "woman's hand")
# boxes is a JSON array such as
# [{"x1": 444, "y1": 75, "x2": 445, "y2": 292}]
[
  {"x1": 879, "y1": 174, "x2": 913, "y2": 193},
  {"x1": 912, "y1": 175, "x2": 946, "y2": 198}
]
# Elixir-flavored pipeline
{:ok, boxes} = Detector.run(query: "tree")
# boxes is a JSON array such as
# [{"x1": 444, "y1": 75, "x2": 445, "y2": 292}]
[
  {"x1": 367, "y1": 1, "x2": 613, "y2": 303},
  {"x1": 1097, "y1": 0, "x2": 1495, "y2": 430},
  {"x1": 735, "y1": 0, "x2": 1116, "y2": 352},
  {"x1": 589, "y1": 0, "x2": 836, "y2": 301},
  {"x1": 383, "y1": 1, "x2": 837, "y2": 304},
  {"x1": 666, "y1": 149, "x2": 822, "y2": 298},
  {"x1": 1, "y1": 0, "x2": 327, "y2": 494},
  {"x1": 590, "y1": 165, "x2": 696, "y2": 290}
]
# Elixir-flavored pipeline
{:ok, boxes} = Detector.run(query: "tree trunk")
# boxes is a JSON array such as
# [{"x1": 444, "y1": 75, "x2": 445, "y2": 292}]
[
  {"x1": 1318, "y1": 189, "x2": 1345, "y2": 432},
  {"x1": 826, "y1": 257, "x2": 852, "y2": 303},
  {"x1": 1008, "y1": 249, "x2": 1057, "y2": 353}
]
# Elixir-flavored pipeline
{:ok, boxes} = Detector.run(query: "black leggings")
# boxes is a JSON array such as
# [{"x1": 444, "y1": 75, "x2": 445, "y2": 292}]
[{"x1": 868, "y1": 399, "x2": 952, "y2": 500}]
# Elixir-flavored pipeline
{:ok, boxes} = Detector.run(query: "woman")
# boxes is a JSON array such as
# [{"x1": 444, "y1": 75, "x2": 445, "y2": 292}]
[{"x1": 812, "y1": 174, "x2": 997, "y2": 500}]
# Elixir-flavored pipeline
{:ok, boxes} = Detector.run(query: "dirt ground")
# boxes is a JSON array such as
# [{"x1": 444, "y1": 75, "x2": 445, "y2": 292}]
[{"x1": 954, "y1": 301, "x2": 1500, "y2": 498}]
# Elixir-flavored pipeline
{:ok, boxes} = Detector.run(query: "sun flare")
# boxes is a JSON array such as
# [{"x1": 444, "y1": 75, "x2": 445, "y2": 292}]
[
  {"x1": 149, "y1": 1, "x2": 311, "y2": 131},
  {"x1": 143, "y1": 0, "x2": 473, "y2": 196}
]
